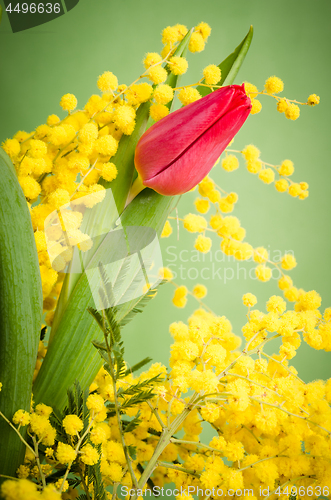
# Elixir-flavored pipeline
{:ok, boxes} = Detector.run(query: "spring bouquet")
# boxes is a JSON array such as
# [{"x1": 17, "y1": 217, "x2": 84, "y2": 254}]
[{"x1": 0, "y1": 21, "x2": 328, "y2": 500}]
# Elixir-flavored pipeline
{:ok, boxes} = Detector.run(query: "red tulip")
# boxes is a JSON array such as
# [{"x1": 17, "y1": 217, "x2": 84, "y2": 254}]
[{"x1": 134, "y1": 84, "x2": 251, "y2": 196}]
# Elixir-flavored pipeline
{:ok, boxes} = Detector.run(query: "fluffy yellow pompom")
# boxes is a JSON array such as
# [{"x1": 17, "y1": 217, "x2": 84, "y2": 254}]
[
  {"x1": 278, "y1": 275, "x2": 293, "y2": 290},
  {"x1": 281, "y1": 253, "x2": 297, "y2": 270},
  {"x1": 56, "y1": 442, "x2": 77, "y2": 464},
  {"x1": 267, "y1": 295, "x2": 286, "y2": 315},
  {"x1": 279, "y1": 159, "x2": 294, "y2": 176},
  {"x1": 247, "y1": 160, "x2": 262, "y2": 174},
  {"x1": 172, "y1": 286, "x2": 188, "y2": 308},
  {"x1": 194, "y1": 235, "x2": 212, "y2": 253},
  {"x1": 255, "y1": 265, "x2": 272, "y2": 282},
  {"x1": 97, "y1": 71, "x2": 118, "y2": 92},
  {"x1": 150, "y1": 104, "x2": 169, "y2": 122},
  {"x1": 144, "y1": 52, "x2": 162, "y2": 69},
  {"x1": 288, "y1": 183, "x2": 302, "y2": 197},
  {"x1": 19, "y1": 176, "x2": 41, "y2": 200},
  {"x1": 113, "y1": 105, "x2": 136, "y2": 135},
  {"x1": 158, "y1": 267, "x2": 174, "y2": 280},
  {"x1": 13, "y1": 410, "x2": 31, "y2": 426},
  {"x1": 242, "y1": 293, "x2": 257, "y2": 307},
  {"x1": 222, "y1": 155, "x2": 239, "y2": 172},
  {"x1": 259, "y1": 168, "x2": 275, "y2": 184},
  {"x1": 148, "y1": 66, "x2": 168, "y2": 84},
  {"x1": 63, "y1": 415, "x2": 83, "y2": 436},
  {"x1": 203, "y1": 64, "x2": 221, "y2": 85},
  {"x1": 194, "y1": 198, "x2": 209, "y2": 214},
  {"x1": 48, "y1": 188, "x2": 70, "y2": 209},
  {"x1": 193, "y1": 284, "x2": 207, "y2": 299},
  {"x1": 244, "y1": 82, "x2": 258, "y2": 99},
  {"x1": 264, "y1": 76, "x2": 284, "y2": 94},
  {"x1": 94, "y1": 135, "x2": 118, "y2": 156},
  {"x1": 80, "y1": 444, "x2": 99, "y2": 465},
  {"x1": 168, "y1": 56, "x2": 188, "y2": 75},
  {"x1": 277, "y1": 99, "x2": 288, "y2": 113},
  {"x1": 28, "y1": 139, "x2": 47, "y2": 159},
  {"x1": 153, "y1": 84, "x2": 174, "y2": 104},
  {"x1": 196, "y1": 22, "x2": 211, "y2": 40},
  {"x1": 275, "y1": 179, "x2": 289, "y2": 192},
  {"x1": 101, "y1": 162, "x2": 117, "y2": 182},
  {"x1": 126, "y1": 83, "x2": 153, "y2": 105},
  {"x1": 2, "y1": 138, "x2": 20, "y2": 159},
  {"x1": 250, "y1": 99, "x2": 262, "y2": 114},
  {"x1": 307, "y1": 94, "x2": 320, "y2": 106},
  {"x1": 242, "y1": 144, "x2": 260, "y2": 162},
  {"x1": 162, "y1": 26, "x2": 179, "y2": 45},
  {"x1": 183, "y1": 214, "x2": 207, "y2": 233},
  {"x1": 189, "y1": 32, "x2": 205, "y2": 52},
  {"x1": 285, "y1": 103, "x2": 300, "y2": 120},
  {"x1": 60, "y1": 93, "x2": 77, "y2": 112},
  {"x1": 178, "y1": 87, "x2": 201, "y2": 106},
  {"x1": 253, "y1": 247, "x2": 268, "y2": 263},
  {"x1": 47, "y1": 114, "x2": 60, "y2": 126},
  {"x1": 86, "y1": 393, "x2": 105, "y2": 413}
]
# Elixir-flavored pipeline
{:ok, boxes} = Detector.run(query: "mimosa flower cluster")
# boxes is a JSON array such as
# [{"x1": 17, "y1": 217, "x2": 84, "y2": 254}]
[
  {"x1": 1, "y1": 293, "x2": 331, "y2": 499},
  {"x1": 1, "y1": 21, "x2": 211, "y2": 327}
]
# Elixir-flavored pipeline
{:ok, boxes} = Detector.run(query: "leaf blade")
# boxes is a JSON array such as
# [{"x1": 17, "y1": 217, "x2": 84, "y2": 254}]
[{"x1": 0, "y1": 148, "x2": 42, "y2": 477}]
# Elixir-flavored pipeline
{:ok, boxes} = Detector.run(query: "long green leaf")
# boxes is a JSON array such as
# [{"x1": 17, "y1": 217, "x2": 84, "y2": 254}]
[
  {"x1": 0, "y1": 149, "x2": 42, "y2": 478},
  {"x1": 33, "y1": 189, "x2": 177, "y2": 410},
  {"x1": 197, "y1": 25, "x2": 253, "y2": 96}
]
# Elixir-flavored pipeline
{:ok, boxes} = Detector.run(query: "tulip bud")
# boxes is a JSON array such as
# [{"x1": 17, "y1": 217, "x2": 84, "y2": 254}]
[{"x1": 135, "y1": 84, "x2": 251, "y2": 196}]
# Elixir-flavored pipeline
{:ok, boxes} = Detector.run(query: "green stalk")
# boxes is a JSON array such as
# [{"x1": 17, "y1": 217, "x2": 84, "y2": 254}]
[
  {"x1": 0, "y1": 149, "x2": 42, "y2": 478},
  {"x1": 132, "y1": 393, "x2": 199, "y2": 499}
]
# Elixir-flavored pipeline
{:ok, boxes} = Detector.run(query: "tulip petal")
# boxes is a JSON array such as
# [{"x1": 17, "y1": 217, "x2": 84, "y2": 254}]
[
  {"x1": 135, "y1": 86, "x2": 238, "y2": 181},
  {"x1": 145, "y1": 103, "x2": 250, "y2": 195},
  {"x1": 135, "y1": 85, "x2": 251, "y2": 195}
]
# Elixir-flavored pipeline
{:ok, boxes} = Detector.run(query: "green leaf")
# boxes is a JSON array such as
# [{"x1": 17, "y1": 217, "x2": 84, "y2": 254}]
[
  {"x1": 127, "y1": 445, "x2": 137, "y2": 461},
  {"x1": 33, "y1": 189, "x2": 177, "y2": 410},
  {"x1": 0, "y1": 148, "x2": 43, "y2": 478},
  {"x1": 123, "y1": 412, "x2": 141, "y2": 433},
  {"x1": 119, "y1": 389, "x2": 155, "y2": 409},
  {"x1": 91, "y1": 339, "x2": 108, "y2": 352},
  {"x1": 88, "y1": 308, "x2": 104, "y2": 332},
  {"x1": 118, "y1": 279, "x2": 166, "y2": 328},
  {"x1": 77, "y1": 496, "x2": 89, "y2": 500},
  {"x1": 124, "y1": 357, "x2": 152, "y2": 376},
  {"x1": 118, "y1": 374, "x2": 162, "y2": 396},
  {"x1": 197, "y1": 25, "x2": 253, "y2": 97}
]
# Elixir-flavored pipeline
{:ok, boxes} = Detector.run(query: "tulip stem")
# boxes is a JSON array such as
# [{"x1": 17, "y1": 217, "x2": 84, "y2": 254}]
[{"x1": 125, "y1": 175, "x2": 146, "y2": 207}]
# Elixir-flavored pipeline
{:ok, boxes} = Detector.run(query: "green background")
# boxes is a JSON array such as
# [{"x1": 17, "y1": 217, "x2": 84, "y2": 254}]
[{"x1": 1, "y1": 0, "x2": 330, "y2": 382}]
